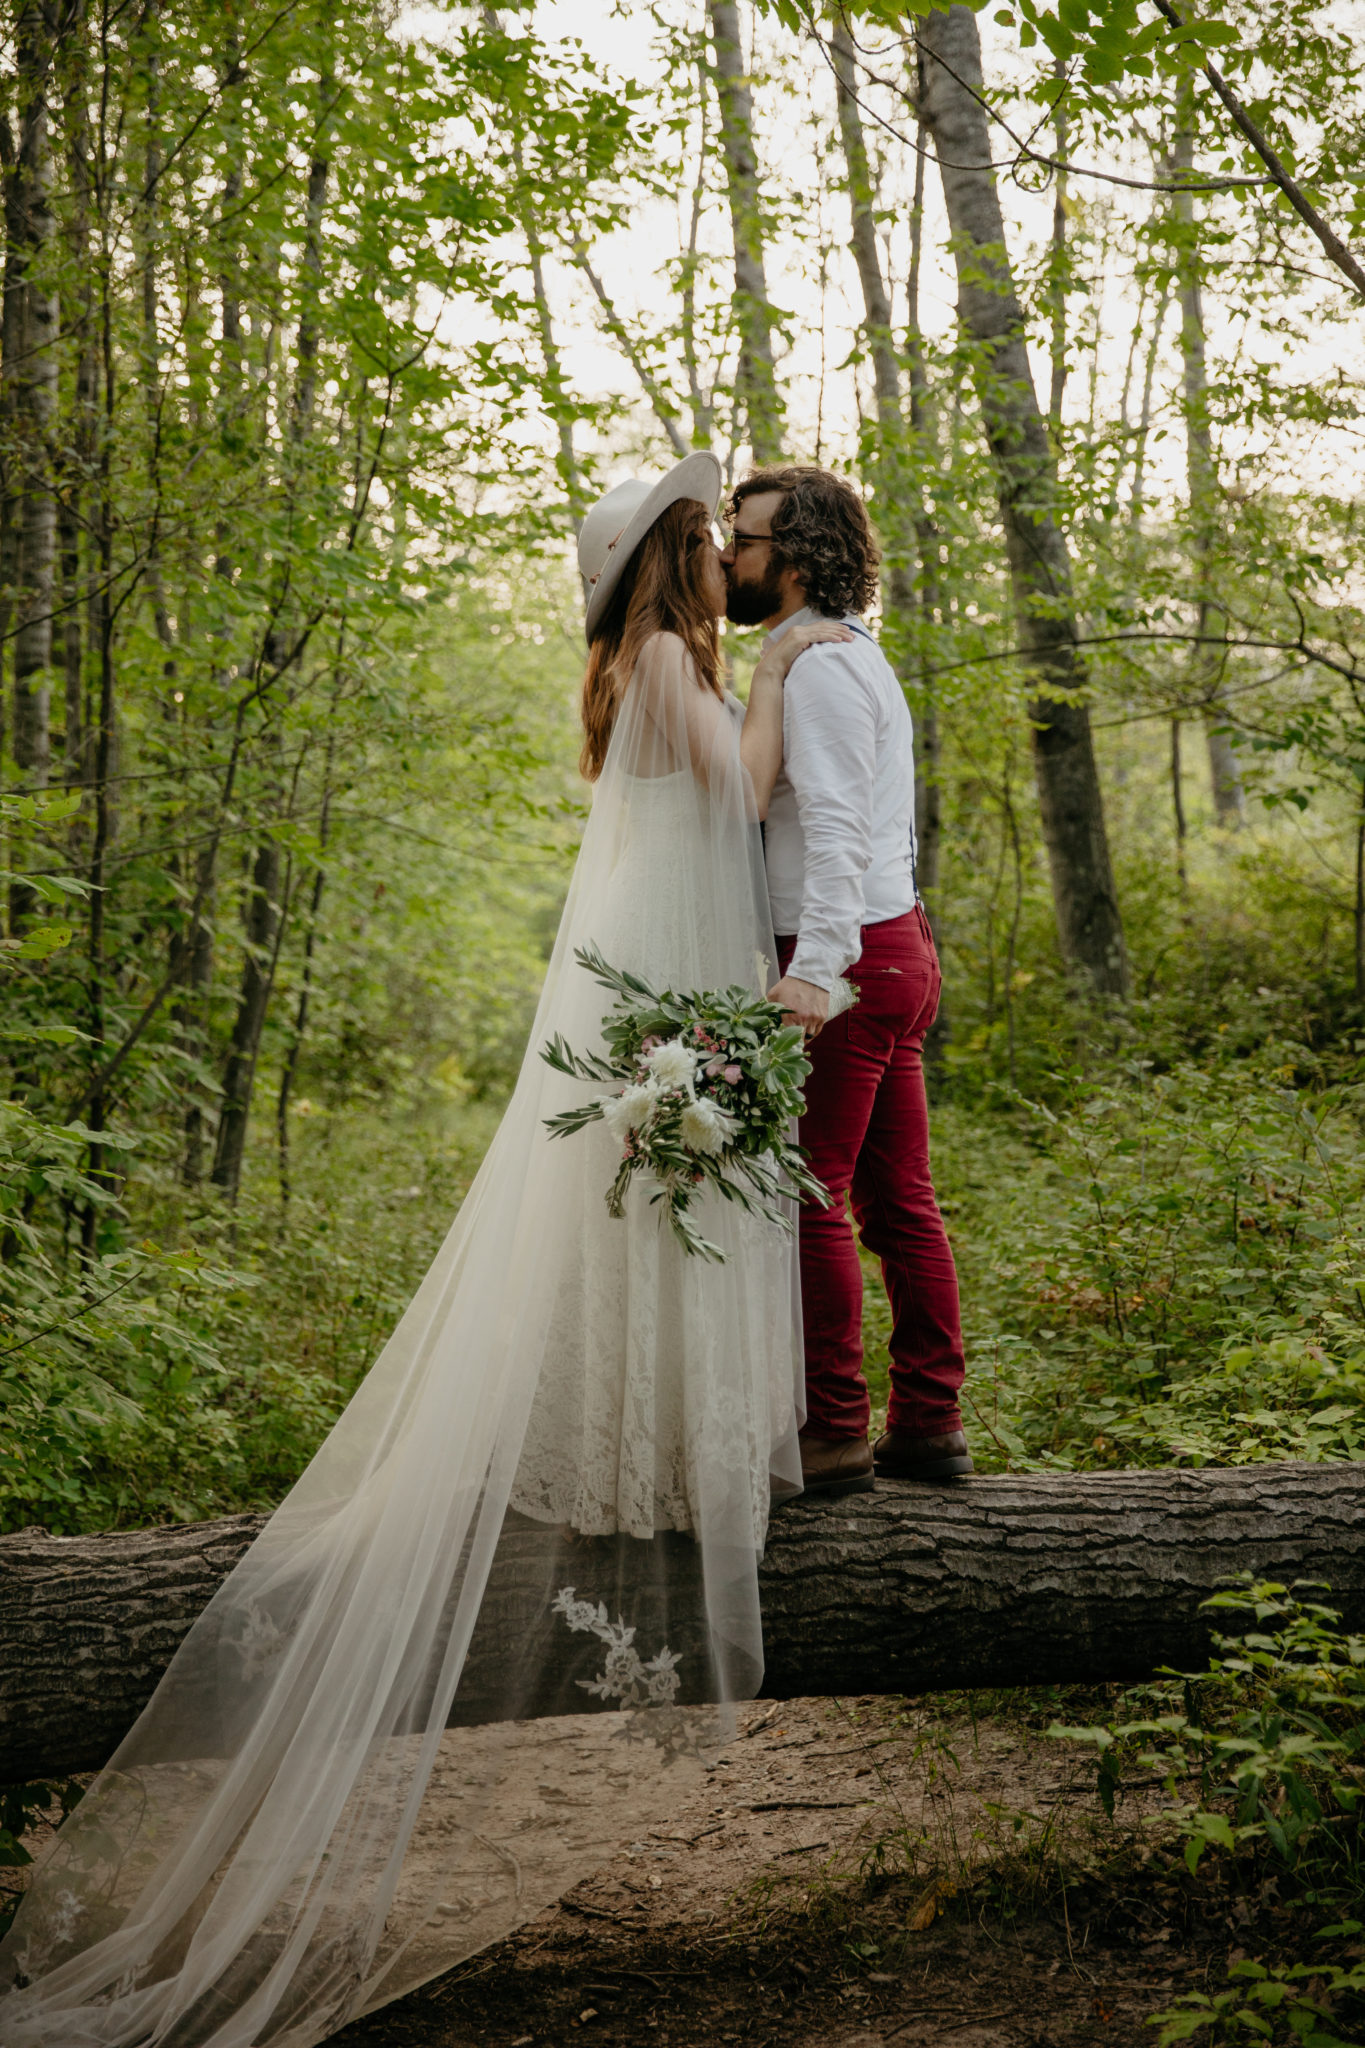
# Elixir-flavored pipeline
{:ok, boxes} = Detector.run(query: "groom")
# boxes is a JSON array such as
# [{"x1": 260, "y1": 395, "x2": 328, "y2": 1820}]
[{"x1": 720, "y1": 465, "x2": 972, "y2": 1495}]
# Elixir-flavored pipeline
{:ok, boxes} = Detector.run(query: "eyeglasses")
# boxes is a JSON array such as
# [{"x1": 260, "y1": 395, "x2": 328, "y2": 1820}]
[{"x1": 722, "y1": 529, "x2": 774, "y2": 553}]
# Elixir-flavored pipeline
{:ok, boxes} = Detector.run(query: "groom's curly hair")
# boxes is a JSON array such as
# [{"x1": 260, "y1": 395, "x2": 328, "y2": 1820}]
[{"x1": 729, "y1": 465, "x2": 880, "y2": 617}]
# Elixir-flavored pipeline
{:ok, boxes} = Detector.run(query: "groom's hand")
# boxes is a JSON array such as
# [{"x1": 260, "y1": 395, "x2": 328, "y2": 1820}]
[{"x1": 768, "y1": 975, "x2": 830, "y2": 1041}]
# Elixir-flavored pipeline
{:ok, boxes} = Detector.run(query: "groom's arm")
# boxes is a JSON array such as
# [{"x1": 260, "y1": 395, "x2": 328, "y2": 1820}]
[{"x1": 768, "y1": 646, "x2": 876, "y2": 1031}]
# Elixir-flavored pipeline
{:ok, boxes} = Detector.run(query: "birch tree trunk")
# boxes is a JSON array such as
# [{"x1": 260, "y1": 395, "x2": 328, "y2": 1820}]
[
  {"x1": 1170, "y1": 113, "x2": 1244, "y2": 827},
  {"x1": 916, "y1": 5, "x2": 1128, "y2": 997},
  {"x1": 708, "y1": 0, "x2": 783, "y2": 464}
]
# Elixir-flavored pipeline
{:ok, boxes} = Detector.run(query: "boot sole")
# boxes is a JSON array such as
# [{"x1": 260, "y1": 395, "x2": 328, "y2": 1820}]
[
  {"x1": 800, "y1": 1471, "x2": 876, "y2": 1498},
  {"x1": 874, "y1": 1454, "x2": 975, "y2": 1481}
]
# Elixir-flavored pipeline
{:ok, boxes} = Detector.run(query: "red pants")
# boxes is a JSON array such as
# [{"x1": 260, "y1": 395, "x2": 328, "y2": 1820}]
[{"x1": 778, "y1": 907, "x2": 965, "y2": 1442}]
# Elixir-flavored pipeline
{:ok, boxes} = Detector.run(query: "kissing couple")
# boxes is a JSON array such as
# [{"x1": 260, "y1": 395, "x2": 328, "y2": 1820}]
[{"x1": 2, "y1": 455, "x2": 969, "y2": 2048}]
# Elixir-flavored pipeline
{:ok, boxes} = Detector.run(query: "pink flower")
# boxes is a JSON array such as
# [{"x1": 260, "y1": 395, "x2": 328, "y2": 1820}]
[
  {"x1": 723, "y1": 1064, "x2": 742, "y2": 1085},
  {"x1": 640, "y1": 1035, "x2": 661, "y2": 1053},
  {"x1": 705, "y1": 1056, "x2": 726, "y2": 1077}
]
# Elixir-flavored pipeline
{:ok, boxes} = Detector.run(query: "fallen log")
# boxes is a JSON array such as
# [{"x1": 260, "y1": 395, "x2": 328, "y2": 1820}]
[{"x1": 3, "y1": 1461, "x2": 1363, "y2": 1781}]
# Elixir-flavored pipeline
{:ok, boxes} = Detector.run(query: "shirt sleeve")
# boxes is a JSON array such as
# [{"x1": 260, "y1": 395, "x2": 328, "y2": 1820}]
[{"x1": 781, "y1": 647, "x2": 876, "y2": 989}]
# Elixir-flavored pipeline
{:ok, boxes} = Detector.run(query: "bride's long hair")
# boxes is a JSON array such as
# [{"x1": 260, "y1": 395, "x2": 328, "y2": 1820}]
[{"x1": 580, "y1": 497, "x2": 722, "y2": 780}]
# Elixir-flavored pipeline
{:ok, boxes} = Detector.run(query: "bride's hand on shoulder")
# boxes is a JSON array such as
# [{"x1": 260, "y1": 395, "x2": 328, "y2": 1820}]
[{"x1": 757, "y1": 619, "x2": 855, "y2": 684}]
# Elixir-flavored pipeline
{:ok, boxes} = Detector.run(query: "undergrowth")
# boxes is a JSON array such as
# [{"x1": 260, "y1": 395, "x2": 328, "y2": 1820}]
[
  {"x1": 864, "y1": 993, "x2": 1365, "y2": 1477},
  {"x1": 724, "y1": 1585, "x2": 1365, "y2": 2046}
]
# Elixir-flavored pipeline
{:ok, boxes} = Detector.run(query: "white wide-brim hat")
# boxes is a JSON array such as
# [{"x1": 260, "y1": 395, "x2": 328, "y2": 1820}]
[{"x1": 578, "y1": 451, "x2": 722, "y2": 645}]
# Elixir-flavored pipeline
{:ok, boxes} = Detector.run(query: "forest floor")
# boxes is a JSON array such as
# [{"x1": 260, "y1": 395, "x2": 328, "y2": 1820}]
[{"x1": 335, "y1": 1693, "x2": 1229, "y2": 2048}]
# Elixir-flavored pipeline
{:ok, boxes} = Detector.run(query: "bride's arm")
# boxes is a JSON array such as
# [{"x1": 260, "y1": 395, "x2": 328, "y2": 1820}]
[{"x1": 740, "y1": 620, "x2": 855, "y2": 819}]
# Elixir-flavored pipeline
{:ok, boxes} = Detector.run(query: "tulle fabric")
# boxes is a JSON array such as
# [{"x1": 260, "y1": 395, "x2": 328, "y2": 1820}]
[{"x1": 0, "y1": 632, "x2": 804, "y2": 2047}]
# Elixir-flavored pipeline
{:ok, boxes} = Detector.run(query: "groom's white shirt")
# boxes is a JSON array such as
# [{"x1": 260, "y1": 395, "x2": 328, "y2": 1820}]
[{"x1": 762, "y1": 605, "x2": 918, "y2": 991}]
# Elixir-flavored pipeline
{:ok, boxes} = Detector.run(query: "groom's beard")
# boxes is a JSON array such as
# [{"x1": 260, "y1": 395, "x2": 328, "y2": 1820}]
[{"x1": 724, "y1": 561, "x2": 787, "y2": 627}]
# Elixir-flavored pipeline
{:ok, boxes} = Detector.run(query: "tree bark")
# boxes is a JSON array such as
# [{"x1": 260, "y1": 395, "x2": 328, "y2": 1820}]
[
  {"x1": 1169, "y1": 114, "x2": 1244, "y2": 827},
  {"x1": 831, "y1": 24, "x2": 897, "y2": 435},
  {"x1": 292, "y1": 66, "x2": 333, "y2": 442},
  {"x1": 57, "y1": 17, "x2": 94, "y2": 788},
  {"x1": 1046, "y1": 61, "x2": 1068, "y2": 431},
  {"x1": 180, "y1": 37, "x2": 246, "y2": 1184},
  {"x1": 5, "y1": 8, "x2": 60, "y2": 938},
  {"x1": 4, "y1": 1463, "x2": 1363, "y2": 1780},
  {"x1": 10, "y1": 6, "x2": 58, "y2": 794},
  {"x1": 0, "y1": 113, "x2": 20, "y2": 750},
  {"x1": 210, "y1": 834, "x2": 284, "y2": 1201},
  {"x1": 906, "y1": 135, "x2": 943, "y2": 908},
  {"x1": 79, "y1": 46, "x2": 118, "y2": 1258},
  {"x1": 916, "y1": 5, "x2": 1128, "y2": 997},
  {"x1": 707, "y1": 0, "x2": 783, "y2": 464},
  {"x1": 831, "y1": 29, "x2": 941, "y2": 907}
]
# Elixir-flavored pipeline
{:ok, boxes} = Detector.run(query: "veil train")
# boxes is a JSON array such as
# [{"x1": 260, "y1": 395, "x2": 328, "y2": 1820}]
[{"x1": 0, "y1": 631, "x2": 803, "y2": 2048}]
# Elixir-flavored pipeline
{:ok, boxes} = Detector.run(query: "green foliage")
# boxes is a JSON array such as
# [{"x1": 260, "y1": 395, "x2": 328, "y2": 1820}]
[
  {"x1": 856, "y1": 990, "x2": 1365, "y2": 1472},
  {"x1": 1052, "y1": 1582, "x2": 1365, "y2": 2045},
  {"x1": 0, "y1": 1780, "x2": 84, "y2": 1937}
]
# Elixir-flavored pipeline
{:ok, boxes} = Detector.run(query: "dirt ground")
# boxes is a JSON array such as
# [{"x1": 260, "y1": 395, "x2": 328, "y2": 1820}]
[{"x1": 335, "y1": 1694, "x2": 1222, "y2": 2048}]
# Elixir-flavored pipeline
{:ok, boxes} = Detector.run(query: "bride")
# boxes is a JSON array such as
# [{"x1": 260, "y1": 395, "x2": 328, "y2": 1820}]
[{"x1": 0, "y1": 452, "x2": 850, "y2": 2048}]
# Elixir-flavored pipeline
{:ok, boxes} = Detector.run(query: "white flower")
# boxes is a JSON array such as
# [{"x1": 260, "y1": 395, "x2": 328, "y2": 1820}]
[
  {"x1": 49, "y1": 1889, "x2": 83, "y2": 1944},
  {"x1": 643, "y1": 1037, "x2": 697, "y2": 1094},
  {"x1": 600, "y1": 1081, "x2": 659, "y2": 1143},
  {"x1": 679, "y1": 1097, "x2": 738, "y2": 1156},
  {"x1": 643, "y1": 1646, "x2": 683, "y2": 1705}
]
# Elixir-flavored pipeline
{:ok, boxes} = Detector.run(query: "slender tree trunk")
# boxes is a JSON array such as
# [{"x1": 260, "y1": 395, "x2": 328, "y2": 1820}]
[
  {"x1": 831, "y1": 26, "x2": 912, "y2": 617},
  {"x1": 572, "y1": 249, "x2": 688, "y2": 458},
  {"x1": 210, "y1": 834, "x2": 284, "y2": 1201},
  {"x1": 182, "y1": 39, "x2": 245, "y2": 1183},
  {"x1": 1169, "y1": 113, "x2": 1243, "y2": 826},
  {"x1": 211, "y1": 72, "x2": 332, "y2": 1206},
  {"x1": 480, "y1": 11, "x2": 584, "y2": 528},
  {"x1": 276, "y1": 860, "x2": 324, "y2": 1207},
  {"x1": 0, "y1": 114, "x2": 19, "y2": 746},
  {"x1": 1171, "y1": 717, "x2": 1189, "y2": 894},
  {"x1": 521, "y1": 196, "x2": 584, "y2": 532},
  {"x1": 1047, "y1": 66, "x2": 1068, "y2": 432},
  {"x1": 917, "y1": 5, "x2": 1127, "y2": 997},
  {"x1": 81, "y1": 259, "x2": 116, "y2": 1258},
  {"x1": 11, "y1": 9, "x2": 58, "y2": 789},
  {"x1": 292, "y1": 69, "x2": 333, "y2": 441},
  {"x1": 138, "y1": 13, "x2": 175, "y2": 687},
  {"x1": 708, "y1": 0, "x2": 783, "y2": 463},
  {"x1": 1128, "y1": 278, "x2": 1169, "y2": 526},
  {"x1": 680, "y1": 50, "x2": 714, "y2": 452},
  {"x1": 52, "y1": 0, "x2": 91, "y2": 795},
  {"x1": 1355, "y1": 775, "x2": 1365, "y2": 1003},
  {"x1": 832, "y1": 25, "x2": 898, "y2": 432},
  {"x1": 832, "y1": 30, "x2": 944, "y2": 903},
  {"x1": 179, "y1": 868, "x2": 215, "y2": 1186},
  {"x1": 7, "y1": 8, "x2": 60, "y2": 934},
  {"x1": 906, "y1": 137, "x2": 944, "y2": 906}
]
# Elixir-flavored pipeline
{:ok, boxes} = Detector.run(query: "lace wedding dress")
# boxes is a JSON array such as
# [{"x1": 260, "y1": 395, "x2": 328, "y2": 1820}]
[{"x1": 0, "y1": 632, "x2": 803, "y2": 2048}]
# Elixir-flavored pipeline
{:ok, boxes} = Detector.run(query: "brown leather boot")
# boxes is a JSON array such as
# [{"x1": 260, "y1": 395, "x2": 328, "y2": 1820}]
[
  {"x1": 873, "y1": 1426, "x2": 974, "y2": 1480},
  {"x1": 799, "y1": 1433, "x2": 875, "y2": 1497}
]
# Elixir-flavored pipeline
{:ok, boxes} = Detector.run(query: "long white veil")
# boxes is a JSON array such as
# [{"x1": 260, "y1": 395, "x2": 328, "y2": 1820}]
[{"x1": 0, "y1": 632, "x2": 803, "y2": 2047}]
